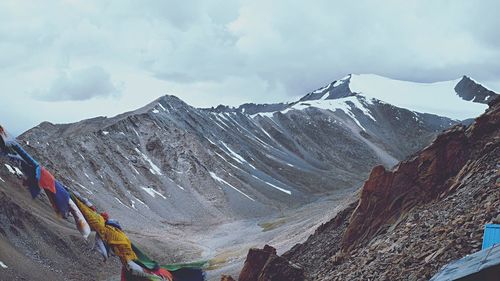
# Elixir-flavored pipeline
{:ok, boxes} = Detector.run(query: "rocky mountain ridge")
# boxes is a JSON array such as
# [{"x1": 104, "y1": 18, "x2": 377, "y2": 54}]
[{"x1": 15, "y1": 74, "x2": 488, "y2": 228}]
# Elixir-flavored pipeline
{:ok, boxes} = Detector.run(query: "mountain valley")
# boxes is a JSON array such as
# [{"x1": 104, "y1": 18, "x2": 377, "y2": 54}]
[{"x1": 0, "y1": 73, "x2": 497, "y2": 280}]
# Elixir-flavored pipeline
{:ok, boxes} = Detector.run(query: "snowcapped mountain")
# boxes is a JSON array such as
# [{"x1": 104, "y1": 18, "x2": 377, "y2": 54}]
[
  {"x1": 265, "y1": 74, "x2": 494, "y2": 121},
  {"x1": 15, "y1": 74, "x2": 497, "y2": 229}
]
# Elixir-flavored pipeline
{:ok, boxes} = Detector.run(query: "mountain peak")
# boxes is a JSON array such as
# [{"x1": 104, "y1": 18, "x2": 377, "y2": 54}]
[
  {"x1": 134, "y1": 94, "x2": 193, "y2": 116},
  {"x1": 299, "y1": 75, "x2": 354, "y2": 102},
  {"x1": 151, "y1": 94, "x2": 190, "y2": 110},
  {"x1": 156, "y1": 94, "x2": 185, "y2": 104},
  {"x1": 454, "y1": 75, "x2": 498, "y2": 104}
]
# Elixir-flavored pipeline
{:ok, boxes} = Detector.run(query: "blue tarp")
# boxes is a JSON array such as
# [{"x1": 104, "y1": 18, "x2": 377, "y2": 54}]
[
  {"x1": 482, "y1": 224, "x2": 500, "y2": 250},
  {"x1": 430, "y1": 244, "x2": 500, "y2": 281}
]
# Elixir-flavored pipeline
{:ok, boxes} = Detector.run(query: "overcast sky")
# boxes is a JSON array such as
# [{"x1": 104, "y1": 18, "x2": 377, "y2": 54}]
[{"x1": 1, "y1": 0, "x2": 499, "y2": 135}]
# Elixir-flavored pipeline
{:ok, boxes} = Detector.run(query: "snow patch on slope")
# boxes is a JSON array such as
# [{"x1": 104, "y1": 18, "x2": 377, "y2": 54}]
[
  {"x1": 250, "y1": 112, "x2": 275, "y2": 118},
  {"x1": 220, "y1": 142, "x2": 256, "y2": 169},
  {"x1": 13, "y1": 166, "x2": 23, "y2": 176},
  {"x1": 115, "y1": 197, "x2": 131, "y2": 209},
  {"x1": 4, "y1": 164, "x2": 16, "y2": 174},
  {"x1": 313, "y1": 83, "x2": 330, "y2": 93},
  {"x1": 283, "y1": 96, "x2": 373, "y2": 131},
  {"x1": 141, "y1": 186, "x2": 167, "y2": 199},
  {"x1": 209, "y1": 172, "x2": 255, "y2": 201},
  {"x1": 157, "y1": 103, "x2": 167, "y2": 111},
  {"x1": 73, "y1": 181, "x2": 93, "y2": 194},
  {"x1": 251, "y1": 175, "x2": 292, "y2": 195},
  {"x1": 349, "y1": 74, "x2": 487, "y2": 120},
  {"x1": 135, "y1": 148, "x2": 163, "y2": 175}
]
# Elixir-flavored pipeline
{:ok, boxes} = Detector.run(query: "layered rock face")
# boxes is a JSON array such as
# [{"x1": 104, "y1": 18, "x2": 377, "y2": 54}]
[
  {"x1": 342, "y1": 95, "x2": 499, "y2": 250},
  {"x1": 242, "y1": 97, "x2": 499, "y2": 280},
  {"x1": 237, "y1": 245, "x2": 304, "y2": 281},
  {"x1": 341, "y1": 124, "x2": 470, "y2": 249}
]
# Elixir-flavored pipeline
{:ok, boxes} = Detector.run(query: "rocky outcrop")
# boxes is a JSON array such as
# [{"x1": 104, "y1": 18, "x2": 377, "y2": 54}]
[
  {"x1": 207, "y1": 103, "x2": 291, "y2": 115},
  {"x1": 342, "y1": 96, "x2": 499, "y2": 250},
  {"x1": 341, "y1": 124, "x2": 470, "y2": 249},
  {"x1": 455, "y1": 76, "x2": 498, "y2": 104},
  {"x1": 282, "y1": 200, "x2": 358, "y2": 271},
  {"x1": 239, "y1": 245, "x2": 277, "y2": 281},
  {"x1": 258, "y1": 255, "x2": 304, "y2": 281},
  {"x1": 323, "y1": 147, "x2": 499, "y2": 280},
  {"x1": 238, "y1": 245, "x2": 304, "y2": 281}
]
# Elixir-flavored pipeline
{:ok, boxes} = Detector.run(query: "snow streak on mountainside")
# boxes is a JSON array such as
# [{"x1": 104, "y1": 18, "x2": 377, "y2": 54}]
[{"x1": 17, "y1": 74, "x2": 495, "y2": 228}]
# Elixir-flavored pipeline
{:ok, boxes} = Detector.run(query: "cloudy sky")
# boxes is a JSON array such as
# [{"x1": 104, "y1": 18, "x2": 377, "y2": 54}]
[{"x1": 1, "y1": 0, "x2": 499, "y2": 135}]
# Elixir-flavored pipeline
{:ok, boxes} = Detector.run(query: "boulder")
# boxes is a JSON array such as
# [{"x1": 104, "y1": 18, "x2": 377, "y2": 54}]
[
  {"x1": 258, "y1": 255, "x2": 304, "y2": 281},
  {"x1": 238, "y1": 245, "x2": 304, "y2": 281},
  {"x1": 238, "y1": 245, "x2": 277, "y2": 281}
]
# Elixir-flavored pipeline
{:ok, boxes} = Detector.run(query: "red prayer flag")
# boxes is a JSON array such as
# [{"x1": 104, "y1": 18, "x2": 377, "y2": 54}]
[{"x1": 38, "y1": 167, "x2": 56, "y2": 193}]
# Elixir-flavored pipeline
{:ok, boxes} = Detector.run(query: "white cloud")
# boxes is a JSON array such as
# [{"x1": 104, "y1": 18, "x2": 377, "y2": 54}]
[
  {"x1": 0, "y1": 0, "x2": 499, "y2": 135},
  {"x1": 33, "y1": 66, "x2": 122, "y2": 101}
]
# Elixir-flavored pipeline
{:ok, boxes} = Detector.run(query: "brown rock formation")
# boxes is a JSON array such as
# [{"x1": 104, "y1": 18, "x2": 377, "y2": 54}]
[
  {"x1": 341, "y1": 96, "x2": 499, "y2": 250},
  {"x1": 341, "y1": 125, "x2": 470, "y2": 249},
  {"x1": 258, "y1": 255, "x2": 305, "y2": 281},
  {"x1": 238, "y1": 245, "x2": 304, "y2": 281},
  {"x1": 239, "y1": 245, "x2": 277, "y2": 281},
  {"x1": 282, "y1": 200, "x2": 358, "y2": 271}
]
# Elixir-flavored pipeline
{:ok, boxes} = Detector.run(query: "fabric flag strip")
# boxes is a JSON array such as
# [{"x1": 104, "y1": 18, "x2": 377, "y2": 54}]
[
  {"x1": 73, "y1": 195, "x2": 139, "y2": 264},
  {"x1": 44, "y1": 180, "x2": 71, "y2": 218},
  {"x1": 68, "y1": 198, "x2": 91, "y2": 239},
  {"x1": 95, "y1": 234, "x2": 110, "y2": 261},
  {"x1": 2, "y1": 141, "x2": 42, "y2": 198},
  {"x1": 8, "y1": 142, "x2": 40, "y2": 174},
  {"x1": 132, "y1": 244, "x2": 206, "y2": 281},
  {"x1": 38, "y1": 166, "x2": 56, "y2": 193}
]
